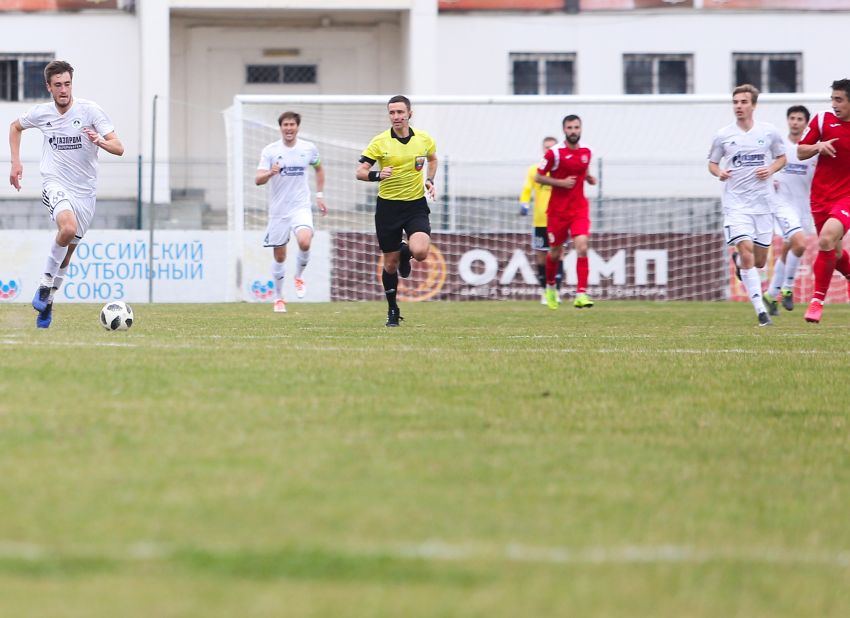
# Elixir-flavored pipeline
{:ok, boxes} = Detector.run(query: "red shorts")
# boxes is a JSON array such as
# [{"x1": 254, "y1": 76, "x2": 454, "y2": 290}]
[
  {"x1": 813, "y1": 197, "x2": 850, "y2": 234},
  {"x1": 547, "y1": 210, "x2": 590, "y2": 247}
]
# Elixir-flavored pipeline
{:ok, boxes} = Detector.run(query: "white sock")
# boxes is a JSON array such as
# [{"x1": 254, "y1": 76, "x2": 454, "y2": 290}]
[
  {"x1": 48, "y1": 266, "x2": 67, "y2": 302},
  {"x1": 768, "y1": 258, "x2": 784, "y2": 297},
  {"x1": 295, "y1": 250, "x2": 310, "y2": 279},
  {"x1": 271, "y1": 260, "x2": 285, "y2": 299},
  {"x1": 43, "y1": 241, "x2": 68, "y2": 279},
  {"x1": 741, "y1": 267, "x2": 765, "y2": 315},
  {"x1": 783, "y1": 253, "x2": 801, "y2": 290}
]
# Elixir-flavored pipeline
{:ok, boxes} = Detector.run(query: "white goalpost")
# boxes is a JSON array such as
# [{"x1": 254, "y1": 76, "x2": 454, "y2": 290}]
[{"x1": 225, "y1": 93, "x2": 827, "y2": 303}]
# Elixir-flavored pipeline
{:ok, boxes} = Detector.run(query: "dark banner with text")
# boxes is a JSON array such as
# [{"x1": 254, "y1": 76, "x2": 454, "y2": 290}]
[{"x1": 332, "y1": 232, "x2": 726, "y2": 302}]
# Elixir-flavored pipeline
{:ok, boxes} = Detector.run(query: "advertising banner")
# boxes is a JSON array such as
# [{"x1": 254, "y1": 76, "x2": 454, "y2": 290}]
[
  {"x1": 0, "y1": 0, "x2": 125, "y2": 11},
  {"x1": 333, "y1": 232, "x2": 726, "y2": 302},
  {"x1": 728, "y1": 234, "x2": 850, "y2": 305},
  {"x1": 240, "y1": 231, "x2": 331, "y2": 303},
  {"x1": 0, "y1": 230, "x2": 332, "y2": 304}
]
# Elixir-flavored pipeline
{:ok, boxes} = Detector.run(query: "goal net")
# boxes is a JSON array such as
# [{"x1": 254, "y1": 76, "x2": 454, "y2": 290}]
[{"x1": 225, "y1": 94, "x2": 828, "y2": 303}]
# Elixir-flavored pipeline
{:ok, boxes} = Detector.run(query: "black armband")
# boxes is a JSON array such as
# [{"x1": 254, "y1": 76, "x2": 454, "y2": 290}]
[{"x1": 368, "y1": 171, "x2": 381, "y2": 182}]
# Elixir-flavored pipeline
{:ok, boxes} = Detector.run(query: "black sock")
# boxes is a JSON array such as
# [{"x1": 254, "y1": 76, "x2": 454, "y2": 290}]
[
  {"x1": 382, "y1": 269, "x2": 399, "y2": 310},
  {"x1": 556, "y1": 261, "x2": 564, "y2": 290},
  {"x1": 536, "y1": 263, "x2": 546, "y2": 289}
]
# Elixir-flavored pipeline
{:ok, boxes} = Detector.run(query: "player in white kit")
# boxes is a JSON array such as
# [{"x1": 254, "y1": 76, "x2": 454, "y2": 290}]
[
  {"x1": 8, "y1": 60, "x2": 124, "y2": 328},
  {"x1": 708, "y1": 84, "x2": 787, "y2": 326},
  {"x1": 763, "y1": 106, "x2": 815, "y2": 315},
  {"x1": 255, "y1": 111, "x2": 327, "y2": 313}
]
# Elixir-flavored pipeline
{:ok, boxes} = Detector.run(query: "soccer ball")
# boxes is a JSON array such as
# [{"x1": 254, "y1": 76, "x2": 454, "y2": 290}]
[{"x1": 100, "y1": 301, "x2": 134, "y2": 331}]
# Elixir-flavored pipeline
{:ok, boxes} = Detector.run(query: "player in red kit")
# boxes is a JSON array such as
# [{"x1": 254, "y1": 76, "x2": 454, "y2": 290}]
[
  {"x1": 535, "y1": 114, "x2": 597, "y2": 310},
  {"x1": 798, "y1": 79, "x2": 850, "y2": 323}
]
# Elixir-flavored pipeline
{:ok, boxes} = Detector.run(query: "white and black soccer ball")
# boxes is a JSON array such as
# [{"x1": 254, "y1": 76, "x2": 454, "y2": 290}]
[{"x1": 100, "y1": 301, "x2": 134, "y2": 331}]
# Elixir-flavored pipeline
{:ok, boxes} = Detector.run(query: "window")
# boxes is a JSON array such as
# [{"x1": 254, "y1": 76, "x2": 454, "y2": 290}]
[
  {"x1": 624, "y1": 54, "x2": 693, "y2": 94},
  {"x1": 0, "y1": 54, "x2": 53, "y2": 102},
  {"x1": 733, "y1": 53, "x2": 801, "y2": 93},
  {"x1": 246, "y1": 64, "x2": 317, "y2": 85},
  {"x1": 510, "y1": 53, "x2": 576, "y2": 95}
]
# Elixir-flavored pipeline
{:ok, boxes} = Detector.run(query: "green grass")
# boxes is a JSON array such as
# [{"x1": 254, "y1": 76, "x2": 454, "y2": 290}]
[{"x1": 1, "y1": 300, "x2": 849, "y2": 617}]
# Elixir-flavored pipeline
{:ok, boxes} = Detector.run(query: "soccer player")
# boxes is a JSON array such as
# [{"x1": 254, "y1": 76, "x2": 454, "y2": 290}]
[
  {"x1": 356, "y1": 95, "x2": 437, "y2": 327},
  {"x1": 8, "y1": 60, "x2": 124, "y2": 328},
  {"x1": 255, "y1": 111, "x2": 327, "y2": 313},
  {"x1": 534, "y1": 115, "x2": 597, "y2": 310},
  {"x1": 764, "y1": 105, "x2": 815, "y2": 315},
  {"x1": 520, "y1": 136, "x2": 563, "y2": 304},
  {"x1": 708, "y1": 84, "x2": 786, "y2": 327},
  {"x1": 799, "y1": 78, "x2": 850, "y2": 323}
]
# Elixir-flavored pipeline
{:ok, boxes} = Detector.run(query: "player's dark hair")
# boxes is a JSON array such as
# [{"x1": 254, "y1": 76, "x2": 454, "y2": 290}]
[
  {"x1": 831, "y1": 79, "x2": 850, "y2": 100},
  {"x1": 44, "y1": 60, "x2": 73, "y2": 84},
  {"x1": 786, "y1": 105, "x2": 810, "y2": 122},
  {"x1": 278, "y1": 111, "x2": 301, "y2": 126},
  {"x1": 562, "y1": 114, "x2": 581, "y2": 126},
  {"x1": 388, "y1": 95, "x2": 412, "y2": 111},
  {"x1": 733, "y1": 84, "x2": 759, "y2": 104}
]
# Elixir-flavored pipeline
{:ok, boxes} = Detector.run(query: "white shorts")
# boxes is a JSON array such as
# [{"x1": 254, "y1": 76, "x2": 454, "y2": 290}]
[
  {"x1": 41, "y1": 181, "x2": 96, "y2": 244},
  {"x1": 724, "y1": 211, "x2": 773, "y2": 248},
  {"x1": 772, "y1": 199, "x2": 803, "y2": 240},
  {"x1": 263, "y1": 208, "x2": 314, "y2": 247}
]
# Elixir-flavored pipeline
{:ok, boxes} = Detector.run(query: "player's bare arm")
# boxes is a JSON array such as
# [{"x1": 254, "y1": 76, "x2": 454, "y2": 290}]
[
  {"x1": 356, "y1": 160, "x2": 392, "y2": 181},
  {"x1": 255, "y1": 162, "x2": 281, "y2": 186},
  {"x1": 586, "y1": 174, "x2": 597, "y2": 186},
  {"x1": 314, "y1": 163, "x2": 327, "y2": 216},
  {"x1": 755, "y1": 154, "x2": 786, "y2": 180},
  {"x1": 82, "y1": 128, "x2": 124, "y2": 156},
  {"x1": 799, "y1": 138, "x2": 838, "y2": 161},
  {"x1": 425, "y1": 153, "x2": 438, "y2": 200},
  {"x1": 708, "y1": 161, "x2": 731, "y2": 181},
  {"x1": 8, "y1": 119, "x2": 24, "y2": 191},
  {"x1": 536, "y1": 173, "x2": 576, "y2": 189}
]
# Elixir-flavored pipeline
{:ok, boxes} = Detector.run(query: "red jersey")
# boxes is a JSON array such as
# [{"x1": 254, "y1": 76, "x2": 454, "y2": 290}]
[
  {"x1": 537, "y1": 141, "x2": 592, "y2": 215},
  {"x1": 799, "y1": 110, "x2": 850, "y2": 214}
]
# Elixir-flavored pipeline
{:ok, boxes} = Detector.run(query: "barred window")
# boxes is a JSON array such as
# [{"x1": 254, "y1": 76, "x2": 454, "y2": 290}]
[
  {"x1": 510, "y1": 53, "x2": 576, "y2": 95},
  {"x1": 733, "y1": 53, "x2": 801, "y2": 93},
  {"x1": 246, "y1": 64, "x2": 317, "y2": 85},
  {"x1": 624, "y1": 54, "x2": 693, "y2": 95},
  {"x1": 0, "y1": 53, "x2": 54, "y2": 102}
]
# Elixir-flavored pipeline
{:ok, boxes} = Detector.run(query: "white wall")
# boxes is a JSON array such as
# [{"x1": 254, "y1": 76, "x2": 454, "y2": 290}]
[
  {"x1": 436, "y1": 12, "x2": 847, "y2": 96},
  {"x1": 0, "y1": 12, "x2": 140, "y2": 200}
]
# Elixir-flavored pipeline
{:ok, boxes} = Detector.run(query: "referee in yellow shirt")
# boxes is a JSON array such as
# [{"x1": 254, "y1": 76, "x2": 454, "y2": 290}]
[
  {"x1": 356, "y1": 95, "x2": 438, "y2": 327},
  {"x1": 520, "y1": 136, "x2": 562, "y2": 303}
]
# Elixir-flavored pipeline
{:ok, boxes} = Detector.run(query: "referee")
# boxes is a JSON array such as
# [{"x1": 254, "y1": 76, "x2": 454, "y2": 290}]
[{"x1": 356, "y1": 95, "x2": 438, "y2": 327}]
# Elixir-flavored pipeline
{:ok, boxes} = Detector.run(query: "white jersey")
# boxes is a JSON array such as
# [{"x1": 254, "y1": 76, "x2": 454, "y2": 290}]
[
  {"x1": 19, "y1": 98, "x2": 114, "y2": 198},
  {"x1": 708, "y1": 121, "x2": 786, "y2": 215},
  {"x1": 775, "y1": 135, "x2": 816, "y2": 212},
  {"x1": 257, "y1": 138, "x2": 320, "y2": 218}
]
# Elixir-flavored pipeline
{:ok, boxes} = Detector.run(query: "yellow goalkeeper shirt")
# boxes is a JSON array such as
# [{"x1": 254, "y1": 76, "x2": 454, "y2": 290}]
[
  {"x1": 520, "y1": 163, "x2": 552, "y2": 227},
  {"x1": 361, "y1": 127, "x2": 436, "y2": 201}
]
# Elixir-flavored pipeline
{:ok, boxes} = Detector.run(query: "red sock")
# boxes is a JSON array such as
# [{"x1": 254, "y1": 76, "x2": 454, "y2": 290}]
[
  {"x1": 576, "y1": 256, "x2": 589, "y2": 294},
  {"x1": 545, "y1": 254, "x2": 559, "y2": 286},
  {"x1": 835, "y1": 250, "x2": 850, "y2": 278},
  {"x1": 812, "y1": 250, "x2": 837, "y2": 302}
]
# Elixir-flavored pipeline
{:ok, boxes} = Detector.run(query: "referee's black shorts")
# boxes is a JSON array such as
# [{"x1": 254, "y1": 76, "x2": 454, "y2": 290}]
[{"x1": 374, "y1": 196, "x2": 431, "y2": 253}]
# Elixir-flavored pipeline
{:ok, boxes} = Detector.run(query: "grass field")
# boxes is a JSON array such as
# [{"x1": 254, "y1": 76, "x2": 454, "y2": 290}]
[{"x1": 1, "y1": 300, "x2": 850, "y2": 617}]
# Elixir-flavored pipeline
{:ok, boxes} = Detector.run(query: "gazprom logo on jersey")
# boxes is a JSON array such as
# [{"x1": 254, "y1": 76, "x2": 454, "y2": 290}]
[
  {"x1": 784, "y1": 163, "x2": 809, "y2": 176},
  {"x1": 249, "y1": 279, "x2": 275, "y2": 301},
  {"x1": 0, "y1": 278, "x2": 21, "y2": 301},
  {"x1": 280, "y1": 166, "x2": 305, "y2": 177},
  {"x1": 49, "y1": 135, "x2": 83, "y2": 151},
  {"x1": 731, "y1": 153, "x2": 765, "y2": 168}
]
